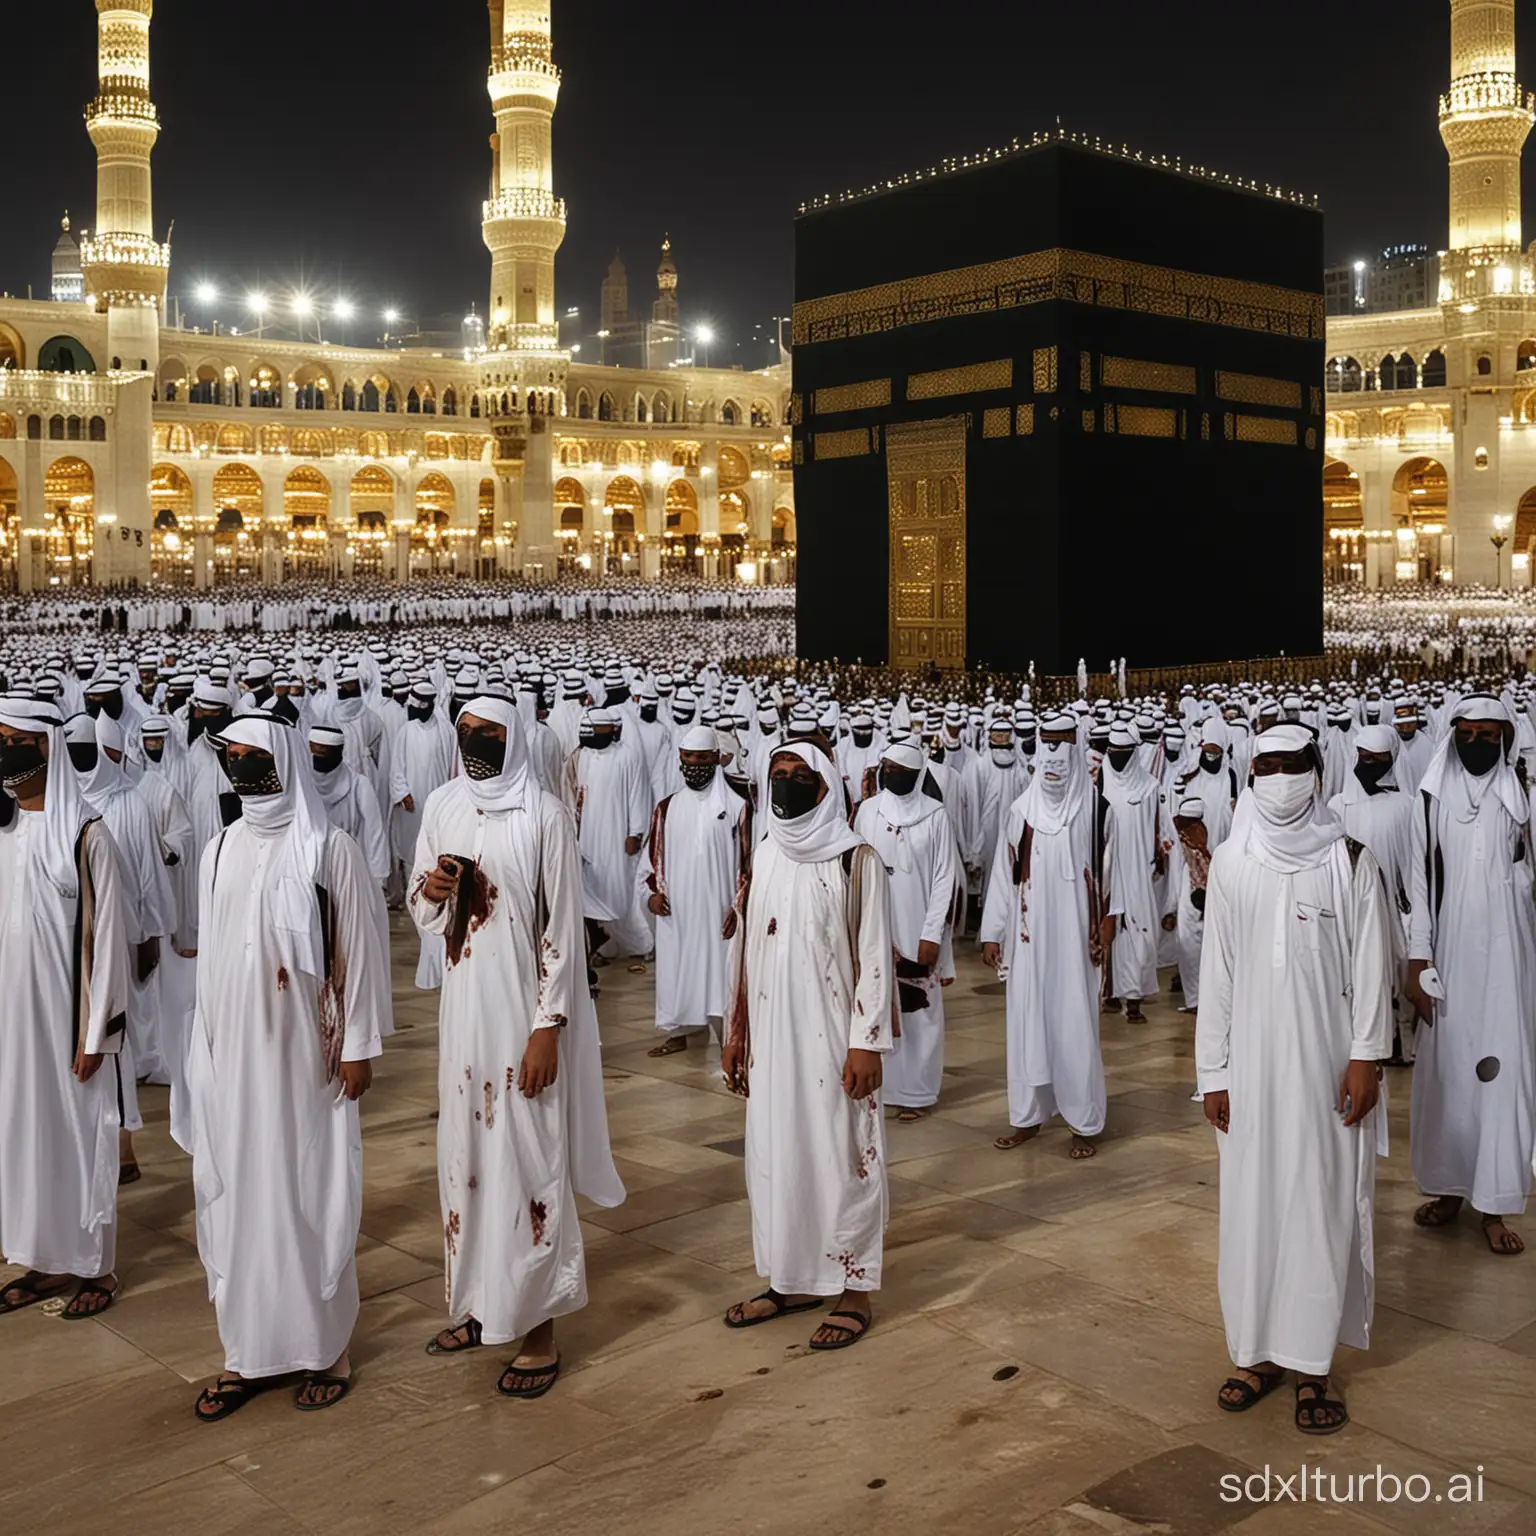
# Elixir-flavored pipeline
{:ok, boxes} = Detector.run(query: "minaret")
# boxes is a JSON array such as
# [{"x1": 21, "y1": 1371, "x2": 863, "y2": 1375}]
[
  {"x1": 80, "y1": 0, "x2": 169, "y2": 371},
  {"x1": 653, "y1": 235, "x2": 679, "y2": 326},
  {"x1": 483, "y1": 0, "x2": 567, "y2": 349},
  {"x1": 601, "y1": 252, "x2": 629, "y2": 330},
  {"x1": 1440, "y1": 0, "x2": 1533, "y2": 255}
]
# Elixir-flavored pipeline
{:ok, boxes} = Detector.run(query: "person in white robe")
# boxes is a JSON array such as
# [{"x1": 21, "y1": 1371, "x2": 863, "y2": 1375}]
[
  {"x1": 1161, "y1": 797, "x2": 1211, "y2": 1012},
  {"x1": 980, "y1": 714, "x2": 1106, "y2": 1158},
  {"x1": 853, "y1": 742, "x2": 958, "y2": 1117},
  {"x1": 722, "y1": 740, "x2": 893, "y2": 1350},
  {"x1": 1177, "y1": 717, "x2": 1238, "y2": 849},
  {"x1": 0, "y1": 698, "x2": 132, "y2": 1320},
  {"x1": 1405, "y1": 695, "x2": 1536, "y2": 1256},
  {"x1": 410, "y1": 696, "x2": 623, "y2": 1397},
  {"x1": 187, "y1": 714, "x2": 390, "y2": 1420},
  {"x1": 976, "y1": 720, "x2": 1032, "y2": 916},
  {"x1": 1197, "y1": 724, "x2": 1392, "y2": 1435},
  {"x1": 65, "y1": 713, "x2": 176, "y2": 1184},
  {"x1": 1100, "y1": 725, "x2": 1163, "y2": 1022},
  {"x1": 572, "y1": 709, "x2": 651, "y2": 961},
  {"x1": 390, "y1": 683, "x2": 457, "y2": 989},
  {"x1": 644, "y1": 726, "x2": 751, "y2": 1058},
  {"x1": 309, "y1": 724, "x2": 390, "y2": 883}
]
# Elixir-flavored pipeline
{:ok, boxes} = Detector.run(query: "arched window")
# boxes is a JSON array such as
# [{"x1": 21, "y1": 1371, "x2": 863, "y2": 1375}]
[
  {"x1": 407, "y1": 388, "x2": 421, "y2": 415},
  {"x1": 1519, "y1": 340, "x2": 1536, "y2": 372},
  {"x1": 66, "y1": 417, "x2": 82, "y2": 441},
  {"x1": 1477, "y1": 353, "x2": 1493, "y2": 377},
  {"x1": 442, "y1": 386, "x2": 458, "y2": 417},
  {"x1": 89, "y1": 417, "x2": 106, "y2": 442},
  {"x1": 470, "y1": 393, "x2": 481, "y2": 419},
  {"x1": 1423, "y1": 349, "x2": 1447, "y2": 388},
  {"x1": 27, "y1": 415, "x2": 42, "y2": 440},
  {"x1": 598, "y1": 392, "x2": 615, "y2": 422},
  {"x1": 636, "y1": 394, "x2": 648, "y2": 423},
  {"x1": 721, "y1": 400, "x2": 740, "y2": 425},
  {"x1": 576, "y1": 391, "x2": 592, "y2": 420},
  {"x1": 49, "y1": 415, "x2": 64, "y2": 440}
]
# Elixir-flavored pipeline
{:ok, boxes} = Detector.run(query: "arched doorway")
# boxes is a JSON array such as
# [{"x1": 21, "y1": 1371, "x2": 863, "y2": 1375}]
[
  {"x1": 38, "y1": 335, "x2": 97, "y2": 374},
  {"x1": 284, "y1": 466, "x2": 332, "y2": 579},
  {"x1": 1390, "y1": 456, "x2": 1448, "y2": 583},
  {"x1": 44, "y1": 457, "x2": 95, "y2": 584},
  {"x1": 0, "y1": 323, "x2": 24, "y2": 371},
  {"x1": 1323, "y1": 460, "x2": 1363, "y2": 582},
  {"x1": 413, "y1": 472, "x2": 455, "y2": 574},
  {"x1": 663, "y1": 479, "x2": 700, "y2": 575},
  {"x1": 0, "y1": 457, "x2": 18, "y2": 591},
  {"x1": 350, "y1": 466, "x2": 394, "y2": 576},
  {"x1": 151, "y1": 463, "x2": 195, "y2": 584},
  {"x1": 477, "y1": 478, "x2": 499, "y2": 578},
  {"x1": 1325, "y1": 356, "x2": 1362, "y2": 394},
  {"x1": 554, "y1": 477, "x2": 585, "y2": 575},
  {"x1": 771, "y1": 505, "x2": 797, "y2": 582},
  {"x1": 603, "y1": 475, "x2": 645, "y2": 574},
  {"x1": 1513, "y1": 486, "x2": 1536, "y2": 586}
]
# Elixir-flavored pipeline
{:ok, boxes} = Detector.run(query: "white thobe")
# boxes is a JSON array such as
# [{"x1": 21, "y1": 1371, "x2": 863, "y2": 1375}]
[
  {"x1": 0, "y1": 817, "x2": 132, "y2": 1278},
  {"x1": 574, "y1": 746, "x2": 650, "y2": 946},
  {"x1": 646, "y1": 783, "x2": 747, "y2": 1031},
  {"x1": 1196, "y1": 838, "x2": 1392, "y2": 1375},
  {"x1": 735, "y1": 843, "x2": 894, "y2": 1295},
  {"x1": 1103, "y1": 779, "x2": 1162, "y2": 1002},
  {"x1": 1409, "y1": 793, "x2": 1536, "y2": 1214},
  {"x1": 410, "y1": 781, "x2": 624, "y2": 1345},
  {"x1": 188, "y1": 824, "x2": 389, "y2": 1378},
  {"x1": 979, "y1": 797, "x2": 1106, "y2": 1135},
  {"x1": 390, "y1": 716, "x2": 456, "y2": 989},
  {"x1": 854, "y1": 797, "x2": 958, "y2": 1108}
]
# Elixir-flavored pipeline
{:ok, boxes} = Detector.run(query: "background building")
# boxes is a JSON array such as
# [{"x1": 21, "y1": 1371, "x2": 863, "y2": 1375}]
[
  {"x1": 1324, "y1": 0, "x2": 1536, "y2": 587},
  {"x1": 0, "y1": 0, "x2": 794, "y2": 591}
]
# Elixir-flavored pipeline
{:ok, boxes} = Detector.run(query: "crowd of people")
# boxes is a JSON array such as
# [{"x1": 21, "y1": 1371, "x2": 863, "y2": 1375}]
[
  {"x1": 0, "y1": 595, "x2": 1532, "y2": 1442},
  {"x1": 1324, "y1": 582, "x2": 1536, "y2": 673}
]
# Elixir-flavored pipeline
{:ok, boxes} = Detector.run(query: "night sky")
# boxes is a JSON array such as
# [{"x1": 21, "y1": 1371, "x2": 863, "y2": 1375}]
[{"x1": 1, "y1": 0, "x2": 1520, "y2": 359}]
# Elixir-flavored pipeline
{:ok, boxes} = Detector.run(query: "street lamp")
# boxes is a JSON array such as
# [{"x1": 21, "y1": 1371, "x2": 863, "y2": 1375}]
[
  {"x1": 1491, "y1": 514, "x2": 1512, "y2": 587},
  {"x1": 245, "y1": 292, "x2": 269, "y2": 338},
  {"x1": 695, "y1": 325, "x2": 715, "y2": 368}
]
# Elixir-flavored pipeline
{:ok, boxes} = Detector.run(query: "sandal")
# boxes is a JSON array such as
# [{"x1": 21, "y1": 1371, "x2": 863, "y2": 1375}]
[
  {"x1": 1482, "y1": 1215, "x2": 1526, "y2": 1256},
  {"x1": 808, "y1": 1310, "x2": 871, "y2": 1351},
  {"x1": 60, "y1": 1278, "x2": 118, "y2": 1321},
  {"x1": 647, "y1": 1035, "x2": 688, "y2": 1057},
  {"x1": 994, "y1": 1127, "x2": 1039, "y2": 1151},
  {"x1": 1218, "y1": 1367, "x2": 1286, "y2": 1412},
  {"x1": 497, "y1": 1356, "x2": 560, "y2": 1399},
  {"x1": 0, "y1": 1271, "x2": 72, "y2": 1314},
  {"x1": 1414, "y1": 1196, "x2": 1462, "y2": 1228},
  {"x1": 895, "y1": 1108, "x2": 927, "y2": 1123},
  {"x1": 426, "y1": 1317, "x2": 483, "y2": 1354},
  {"x1": 723, "y1": 1288, "x2": 823, "y2": 1329},
  {"x1": 1295, "y1": 1379, "x2": 1349, "y2": 1435},
  {"x1": 194, "y1": 1374, "x2": 283, "y2": 1423},
  {"x1": 118, "y1": 1163, "x2": 142, "y2": 1187},
  {"x1": 295, "y1": 1373, "x2": 352, "y2": 1411}
]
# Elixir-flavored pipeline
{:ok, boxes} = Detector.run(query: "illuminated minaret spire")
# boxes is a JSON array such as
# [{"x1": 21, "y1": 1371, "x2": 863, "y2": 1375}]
[
  {"x1": 1440, "y1": 0, "x2": 1533, "y2": 253},
  {"x1": 483, "y1": 1, "x2": 567, "y2": 347},
  {"x1": 81, "y1": 0, "x2": 170, "y2": 370}
]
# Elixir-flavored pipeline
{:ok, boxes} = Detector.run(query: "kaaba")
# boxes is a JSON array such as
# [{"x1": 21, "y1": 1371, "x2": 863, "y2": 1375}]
[{"x1": 791, "y1": 138, "x2": 1325, "y2": 674}]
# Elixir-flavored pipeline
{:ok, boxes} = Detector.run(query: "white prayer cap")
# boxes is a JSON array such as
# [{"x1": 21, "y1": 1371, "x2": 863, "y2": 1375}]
[
  {"x1": 1449, "y1": 693, "x2": 1512, "y2": 724},
  {"x1": 679, "y1": 725, "x2": 717, "y2": 753},
  {"x1": 63, "y1": 712, "x2": 96, "y2": 744},
  {"x1": 141, "y1": 714, "x2": 173, "y2": 736},
  {"x1": 244, "y1": 658, "x2": 275, "y2": 681},
  {"x1": 308, "y1": 725, "x2": 346, "y2": 749},
  {"x1": 1176, "y1": 797, "x2": 1206, "y2": 820},
  {"x1": 389, "y1": 671, "x2": 410, "y2": 689},
  {"x1": 1107, "y1": 726, "x2": 1137, "y2": 749},
  {"x1": 589, "y1": 708, "x2": 618, "y2": 727},
  {"x1": 193, "y1": 681, "x2": 234, "y2": 709},
  {"x1": 1252, "y1": 724, "x2": 1316, "y2": 757},
  {"x1": 1040, "y1": 712, "x2": 1076, "y2": 734},
  {"x1": 881, "y1": 742, "x2": 924, "y2": 771},
  {"x1": 409, "y1": 681, "x2": 437, "y2": 702},
  {"x1": 1355, "y1": 724, "x2": 1400, "y2": 758},
  {"x1": 1199, "y1": 717, "x2": 1230, "y2": 749},
  {"x1": 84, "y1": 672, "x2": 122, "y2": 695}
]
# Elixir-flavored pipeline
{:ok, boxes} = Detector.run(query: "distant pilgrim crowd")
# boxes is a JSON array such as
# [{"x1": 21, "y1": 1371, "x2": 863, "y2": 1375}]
[{"x1": 0, "y1": 616, "x2": 1532, "y2": 1439}]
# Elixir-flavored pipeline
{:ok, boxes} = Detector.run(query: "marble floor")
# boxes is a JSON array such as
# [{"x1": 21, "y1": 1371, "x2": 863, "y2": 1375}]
[{"x1": 3, "y1": 916, "x2": 1534, "y2": 1536}]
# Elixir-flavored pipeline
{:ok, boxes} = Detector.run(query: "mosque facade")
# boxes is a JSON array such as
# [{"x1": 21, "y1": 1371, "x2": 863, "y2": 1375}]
[
  {"x1": 1324, "y1": 0, "x2": 1536, "y2": 589},
  {"x1": 0, "y1": 1, "x2": 795, "y2": 592}
]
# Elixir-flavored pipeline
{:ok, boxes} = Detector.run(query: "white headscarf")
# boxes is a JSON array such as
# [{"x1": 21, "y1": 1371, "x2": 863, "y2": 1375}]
[
  {"x1": 1335, "y1": 722, "x2": 1400, "y2": 808},
  {"x1": 678, "y1": 723, "x2": 734, "y2": 817},
  {"x1": 220, "y1": 714, "x2": 330, "y2": 982},
  {"x1": 765, "y1": 742, "x2": 862, "y2": 865},
  {"x1": 1418, "y1": 694, "x2": 1529, "y2": 826},
  {"x1": 1018, "y1": 713, "x2": 1087, "y2": 837},
  {"x1": 871, "y1": 741, "x2": 944, "y2": 830},
  {"x1": 307, "y1": 723, "x2": 355, "y2": 813},
  {"x1": 1229, "y1": 724, "x2": 1344, "y2": 874},
  {"x1": 65, "y1": 711, "x2": 133, "y2": 804},
  {"x1": 457, "y1": 696, "x2": 531, "y2": 815},
  {"x1": 0, "y1": 697, "x2": 93, "y2": 896}
]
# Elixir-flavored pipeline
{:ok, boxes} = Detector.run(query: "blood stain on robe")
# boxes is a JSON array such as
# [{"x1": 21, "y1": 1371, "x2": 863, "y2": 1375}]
[
  {"x1": 276, "y1": 966, "x2": 290, "y2": 992},
  {"x1": 766, "y1": 917, "x2": 777, "y2": 936},
  {"x1": 317, "y1": 948, "x2": 349, "y2": 1084},
  {"x1": 827, "y1": 1249, "x2": 868, "y2": 1283},
  {"x1": 529, "y1": 1199, "x2": 549, "y2": 1246},
  {"x1": 483, "y1": 1081, "x2": 495, "y2": 1129},
  {"x1": 468, "y1": 1176, "x2": 478, "y2": 1192},
  {"x1": 445, "y1": 865, "x2": 499, "y2": 969}
]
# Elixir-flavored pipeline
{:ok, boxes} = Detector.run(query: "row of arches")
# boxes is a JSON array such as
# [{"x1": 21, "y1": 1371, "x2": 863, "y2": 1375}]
[
  {"x1": 1326, "y1": 350, "x2": 1448, "y2": 393},
  {"x1": 150, "y1": 419, "x2": 493, "y2": 462},
  {"x1": 571, "y1": 388, "x2": 779, "y2": 427},
  {"x1": 157, "y1": 356, "x2": 485, "y2": 418},
  {"x1": 0, "y1": 328, "x2": 98, "y2": 374},
  {"x1": 0, "y1": 413, "x2": 107, "y2": 443}
]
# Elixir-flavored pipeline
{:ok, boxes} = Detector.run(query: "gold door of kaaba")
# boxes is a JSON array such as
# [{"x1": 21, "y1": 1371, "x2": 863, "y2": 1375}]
[{"x1": 886, "y1": 416, "x2": 966, "y2": 669}]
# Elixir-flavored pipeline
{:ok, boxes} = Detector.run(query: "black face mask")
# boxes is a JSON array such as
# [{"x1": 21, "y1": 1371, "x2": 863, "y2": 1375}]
[
  {"x1": 246, "y1": 685, "x2": 273, "y2": 706},
  {"x1": 681, "y1": 760, "x2": 717, "y2": 790},
  {"x1": 1107, "y1": 749, "x2": 1134, "y2": 774},
  {"x1": 1354, "y1": 759, "x2": 1392, "y2": 794},
  {"x1": 338, "y1": 683, "x2": 362, "y2": 701},
  {"x1": 770, "y1": 773, "x2": 822, "y2": 820},
  {"x1": 1455, "y1": 736, "x2": 1503, "y2": 778},
  {"x1": 67, "y1": 742, "x2": 99, "y2": 773},
  {"x1": 604, "y1": 687, "x2": 628, "y2": 708},
  {"x1": 188, "y1": 709, "x2": 231, "y2": 744},
  {"x1": 459, "y1": 729, "x2": 506, "y2": 781},
  {"x1": 227, "y1": 750, "x2": 282, "y2": 797},
  {"x1": 448, "y1": 697, "x2": 466, "y2": 723},
  {"x1": 143, "y1": 739, "x2": 165, "y2": 764},
  {"x1": 393, "y1": 692, "x2": 411, "y2": 707},
  {"x1": 75, "y1": 665, "x2": 93, "y2": 680},
  {"x1": 585, "y1": 732, "x2": 615, "y2": 752},
  {"x1": 879, "y1": 765, "x2": 920, "y2": 797},
  {"x1": 0, "y1": 738, "x2": 46, "y2": 788},
  {"x1": 852, "y1": 729, "x2": 874, "y2": 748},
  {"x1": 311, "y1": 749, "x2": 344, "y2": 776},
  {"x1": 640, "y1": 704, "x2": 658, "y2": 723},
  {"x1": 1200, "y1": 751, "x2": 1223, "y2": 775},
  {"x1": 1021, "y1": 737, "x2": 1037, "y2": 757},
  {"x1": 408, "y1": 703, "x2": 434, "y2": 722}
]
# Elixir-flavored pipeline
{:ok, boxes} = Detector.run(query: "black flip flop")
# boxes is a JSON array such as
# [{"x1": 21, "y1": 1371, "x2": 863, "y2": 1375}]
[
  {"x1": 426, "y1": 1317, "x2": 483, "y2": 1354},
  {"x1": 59, "y1": 1279, "x2": 118, "y2": 1321},
  {"x1": 295, "y1": 1373, "x2": 352, "y2": 1412},
  {"x1": 808, "y1": 1310, "x2": 872, "y2": 1351},
  {"x1": 194, "y1": 1375, "x2": 283, "y2": 1424},
  {"x1": 1217, "y1": 1368, "x2": 1286, "y2": 1412},
  {"x1": 497, "y1": 1356, "x2": 560, "y2": 1400},
  {"x1": 723, "y1": 1289, "x2": 823, "y2": 1329},
  {"x1": 0, "y1": 1271, "x2": 73, "y2": 1314},
  {"x1": 1295, "y1": 1380, "x2": 1349, "y2": 1436}
]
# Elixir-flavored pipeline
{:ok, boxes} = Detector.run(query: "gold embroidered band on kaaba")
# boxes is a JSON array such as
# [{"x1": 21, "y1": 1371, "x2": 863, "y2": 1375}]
[{"x1": 791, "y1": 248, "x2": 1325, "y2": 347}]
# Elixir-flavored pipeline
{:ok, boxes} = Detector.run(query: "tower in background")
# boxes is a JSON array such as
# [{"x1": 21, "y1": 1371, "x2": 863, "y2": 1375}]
[
  {"x1": 51, "y1": 215, "x2": 84, "y2": 303},
  {"x1": 80, "y1": 0, "x2": 169, "y2": 373},
  {"x1": 601, "y1": 252, "x2": 629, "y2": 331},
  {"x1": 653, "y1": 235, "x2": 679, "y2": 326}
]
